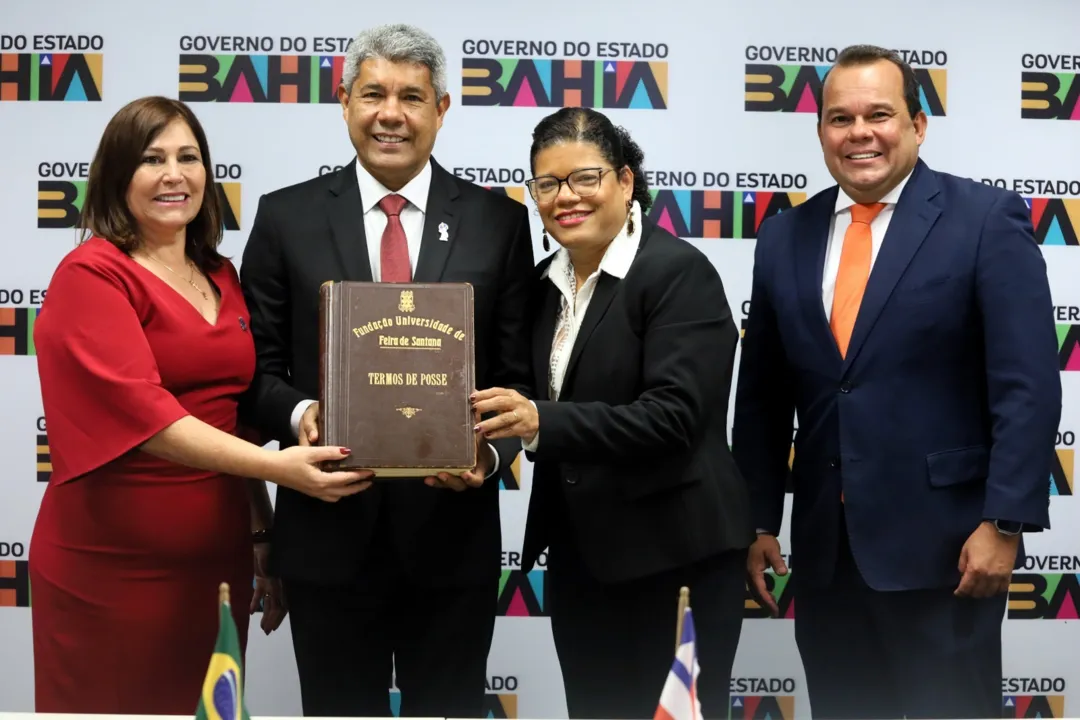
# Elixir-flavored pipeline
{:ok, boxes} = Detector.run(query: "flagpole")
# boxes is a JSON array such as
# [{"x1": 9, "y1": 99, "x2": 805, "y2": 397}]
[
  {"x1": 674, "y1": 586, "x2": 690, "y2": 653},
  {"x1": 219, "y1": 582, "x2": 230, "y2": 606}
]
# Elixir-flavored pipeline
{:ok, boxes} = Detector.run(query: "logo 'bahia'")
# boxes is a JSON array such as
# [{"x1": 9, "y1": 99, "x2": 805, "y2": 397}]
[
  {"x1": 730, "y1": 695, "x2": 796, "y2": 720},
  {"x1": 649, "y1": 190, "x2": 806, "y2": 239},
  {"x1": 463, "y1": 58, "x2": 667, "y2": 109},
  {"x1": 179, "y1": 54, "x2": 345, "y2": 103},
  {"x1": 461, "y1": 39, "x2": 669, "y2": 109},
  {"x1": 1020, "y1": 53, "x2": 1080, "y2": 120},
  {"x1": 0, "y1": 560, "x2": 31, "y2": 607},
  {"x1": 1026, "y1": 197, "x2": 1080, "y2": 245},
  {"x1": 1051, "y1": 449, "x2": 1073, "y2": 496},
  {"x1": 1002, "y1": 695, "x2": 1066, "y2": 718},
  {"x1": 1007, "y1": 572, "x2": 1080, "y2": 619},
  {"x1": 497, "y1": 568, "x2": 546, "y2": 617},
  {"x1": 38, "y1": 431, "x2": 51, "y2": 483},
  {"x1": 742, "y1": 45, "x2": 947, "y2": 115},
  {"x1": 37, "y1": 182, "x2": 241, "y2": 230},
  {"x1": 0, "y1": 49, "x2": 103, "y2": 101},
  {"x1": 1057, "y1": 325, "x2": 1080, "y2": 371},
  {"x1": 480, "y1": 178, "x2": 808, "y2": 242},
  {"x1": 36, "y1": 161, "x2": 242, "y2": 231},
  {"x1": 979, "y1": 180, "x2": 1080, "y2": 244},
  {"x1": 0, "y1": 308, "x2": 38, "y2": 356}
]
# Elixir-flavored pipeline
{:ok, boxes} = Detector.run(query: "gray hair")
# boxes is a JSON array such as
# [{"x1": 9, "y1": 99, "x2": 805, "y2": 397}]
[{"x1": 341, "y1": 24, "x2": 447, "y2": 101}]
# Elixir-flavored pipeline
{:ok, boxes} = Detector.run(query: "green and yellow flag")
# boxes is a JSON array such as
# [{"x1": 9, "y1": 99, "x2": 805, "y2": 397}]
[{"x1": 196, "y1": 583, "x2": 251, "y2": 720}]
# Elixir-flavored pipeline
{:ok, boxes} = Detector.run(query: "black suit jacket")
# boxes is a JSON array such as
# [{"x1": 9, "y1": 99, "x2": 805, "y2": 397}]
[
  {"x1": 519, "y1": 218, "x2": 754, "y2": 583},
  {"x1": 239, "y1": 157, "x2": 534, "y2": 588}
]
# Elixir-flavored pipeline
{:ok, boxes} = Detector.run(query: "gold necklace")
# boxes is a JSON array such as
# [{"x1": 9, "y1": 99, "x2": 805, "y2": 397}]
[{"x1": 144, "y1": 253, "x2": 208, "y2": 301}]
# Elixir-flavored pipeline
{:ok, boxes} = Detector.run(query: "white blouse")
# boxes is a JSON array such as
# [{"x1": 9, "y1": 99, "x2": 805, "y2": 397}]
[{"x1": 523, "y1": 200, "x2": 643, "y2": 450}]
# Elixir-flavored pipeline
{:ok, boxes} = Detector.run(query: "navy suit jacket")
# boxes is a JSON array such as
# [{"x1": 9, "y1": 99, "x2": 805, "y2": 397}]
[{"x1": 732, "y1": 158, "x2": 1061, "y2": 592}]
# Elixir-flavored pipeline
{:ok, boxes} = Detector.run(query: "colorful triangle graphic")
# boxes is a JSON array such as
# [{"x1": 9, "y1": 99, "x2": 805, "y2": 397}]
[
  {"x1": 1057, "y1": 591, "x2": 1079, "y2": 619},
  {"x1": 656, "y1": 206, "x2": 676, "y2": 234},
  {"x1": 230, "y1": 73, "x2": 254, "y2": 102},
  {"x1": 513, "y1": 80, "x2": 537, "y2": 107},
  {"x1": 1043, "y1": 216, "x2": 1066, "y2": 246},
  {"x1": 795, "y1": 83, "x2": 817, "y2": 113},
  {"x1": 505, "y1": 588, "x2": 530, "y2": 617},
  {"x1": 1065, "y1": 346, "x2": 1080, "y2": 372}
]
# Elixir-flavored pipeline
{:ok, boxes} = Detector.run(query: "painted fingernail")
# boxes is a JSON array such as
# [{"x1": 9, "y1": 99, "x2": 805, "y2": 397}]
[{"x1": 341, "y1": 448, "x2": 351, "y2": 454}]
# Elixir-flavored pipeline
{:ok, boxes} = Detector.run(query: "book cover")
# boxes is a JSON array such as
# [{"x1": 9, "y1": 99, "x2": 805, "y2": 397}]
[{"x1": 318, "y1": 281, "x2": 476, "y2": 475}]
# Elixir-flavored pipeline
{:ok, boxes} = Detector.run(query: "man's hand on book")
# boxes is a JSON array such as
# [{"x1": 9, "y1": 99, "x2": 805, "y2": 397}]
[{"x1": 298, "y1": 403, "x2": 319, "y2": 446}]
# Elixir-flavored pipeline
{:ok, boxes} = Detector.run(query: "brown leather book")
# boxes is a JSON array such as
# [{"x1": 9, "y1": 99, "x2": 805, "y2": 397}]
[{"x1": 318, "y1": 281, "x2": 477, "y2": 475}]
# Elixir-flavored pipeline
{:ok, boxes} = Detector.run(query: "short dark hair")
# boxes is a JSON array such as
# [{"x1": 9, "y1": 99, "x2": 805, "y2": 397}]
[
  {"x1": 528, "y1": 107, "x2": 653, "y2": 212},
  {"x1": 816, "y1": 44, "x2": 922, "y2": 123},
  {"x1": 80, "y1": 95, "x2": 226, "y2": 272}
]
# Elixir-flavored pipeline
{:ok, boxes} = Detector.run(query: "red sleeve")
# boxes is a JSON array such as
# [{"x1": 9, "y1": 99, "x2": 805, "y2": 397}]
[{"x1": 35, "y1": 255, "x2": 190, "y2": 483}]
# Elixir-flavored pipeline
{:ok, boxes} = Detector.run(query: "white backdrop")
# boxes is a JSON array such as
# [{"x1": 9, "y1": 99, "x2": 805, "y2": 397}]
[{"x1": 2, "y1": 0, "x2": 1079, "y2": 717}]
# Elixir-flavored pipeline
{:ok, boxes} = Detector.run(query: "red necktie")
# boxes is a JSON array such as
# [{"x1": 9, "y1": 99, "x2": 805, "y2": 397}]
[{"x1": 378, "y1": 194, "x2": 411, "y2": 282}]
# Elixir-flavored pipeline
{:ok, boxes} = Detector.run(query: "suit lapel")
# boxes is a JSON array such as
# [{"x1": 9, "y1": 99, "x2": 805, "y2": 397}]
[
  {"x1": 561, "y1": 272, "x2": 620, "y2": 398},
  {"x1": 842, "y1": 161, "x2": 942, "y2": 374},
  {"x1": 532, "y1": 280, "x2": 560, "y2": 401},
  {"x1": 794, "y1": 189, "x2": 843, "y2": 363},
  {"x1": 326, "y1": 161, "x2": 373, "y2": 281},
  {"x1": 413, "y1": 159, "x2": 460, "y2": 282},
  {"x1": 558, "y1": 220, "x2": 654, "y2": 397}
]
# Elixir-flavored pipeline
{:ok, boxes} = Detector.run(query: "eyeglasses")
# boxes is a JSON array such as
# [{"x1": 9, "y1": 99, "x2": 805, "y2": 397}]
[{"x1": 525, "y1": 167, "x2": 614, "y2": 204}]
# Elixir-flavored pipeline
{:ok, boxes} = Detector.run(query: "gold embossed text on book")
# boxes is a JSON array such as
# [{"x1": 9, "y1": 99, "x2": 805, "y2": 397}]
[{"x1": 318, "y1": 281, "x2": 476, "y2": 475}]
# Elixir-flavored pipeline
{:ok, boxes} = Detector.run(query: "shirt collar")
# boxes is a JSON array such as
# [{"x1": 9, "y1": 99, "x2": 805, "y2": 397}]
[
  {"x1": 543, "y1": 199, "x2": 643, "y2": 280},
  {"x1": 355, "y1": 157, "x2": 433, "y2": 215},
  {"x1": 833, "y1": 165, "x2": 914, "y2": 215}
]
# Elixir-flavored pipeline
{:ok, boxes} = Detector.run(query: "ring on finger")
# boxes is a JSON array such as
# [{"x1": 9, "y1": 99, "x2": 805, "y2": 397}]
[{"x1": 512, "y1": 409, "x2": 520, "y2": 421}]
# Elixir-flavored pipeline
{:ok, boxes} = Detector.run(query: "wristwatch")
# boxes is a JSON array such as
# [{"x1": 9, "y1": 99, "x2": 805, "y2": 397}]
[{"x1": 991, "y1": 519, "x2": 1023, "y2": 536}]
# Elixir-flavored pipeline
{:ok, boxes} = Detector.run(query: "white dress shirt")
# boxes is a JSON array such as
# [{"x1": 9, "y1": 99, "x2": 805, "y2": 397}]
[
  {"x1": 821, "y1": 168, "x2": 913, "y2": 313},
  {"x1": 357, "y1": 157, "x2": 431, "y2": 282},
  {"x1": 522, "y1": 200, "x2": 643, "y2": 451},
  {"x1": 288, "y1": 159, "x2": 500, "y2": 475}
]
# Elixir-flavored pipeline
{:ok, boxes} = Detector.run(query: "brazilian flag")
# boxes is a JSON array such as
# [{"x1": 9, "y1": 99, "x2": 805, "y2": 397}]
[{"x1": 196, "y1": 583, "x2": 251, "y2": 720}]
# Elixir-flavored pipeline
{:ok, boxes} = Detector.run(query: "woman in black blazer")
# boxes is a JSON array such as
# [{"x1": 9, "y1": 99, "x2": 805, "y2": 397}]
[{"x1": 473, "y1": 107, "x2": 755, "y2": 720}]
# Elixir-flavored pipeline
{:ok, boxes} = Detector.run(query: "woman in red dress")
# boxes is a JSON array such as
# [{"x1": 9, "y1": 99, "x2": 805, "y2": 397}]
[{"x1": 29, "y1": 96, "x2": 372, "y2": 714}]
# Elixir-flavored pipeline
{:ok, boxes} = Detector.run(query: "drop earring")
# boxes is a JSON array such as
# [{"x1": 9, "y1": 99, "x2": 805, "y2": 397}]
[
  {"x1": 542, "y1": 229, "x2": 550, "y2": 252},
  {"x1": 625, "y1": 199, "x2": 635, "y2": 236}
]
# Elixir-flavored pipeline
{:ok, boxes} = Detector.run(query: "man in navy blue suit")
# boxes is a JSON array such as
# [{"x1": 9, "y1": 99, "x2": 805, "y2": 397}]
[{"x1": 733, "y1": 44, "x2": 1061, "y2": 719}]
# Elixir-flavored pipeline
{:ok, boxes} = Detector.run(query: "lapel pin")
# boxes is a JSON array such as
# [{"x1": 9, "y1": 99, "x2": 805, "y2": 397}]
[
  {"x1": 438, "y1": 222, "x2": 449, "y2": 242},
  {"x1": 239, "y1": 317, "x2": 247, "y2": 331}
]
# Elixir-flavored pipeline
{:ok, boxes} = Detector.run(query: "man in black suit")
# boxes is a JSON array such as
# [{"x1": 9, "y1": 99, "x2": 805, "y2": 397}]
[{"x1": 238, "y1": 23, "x2": 534, "y2": 719}]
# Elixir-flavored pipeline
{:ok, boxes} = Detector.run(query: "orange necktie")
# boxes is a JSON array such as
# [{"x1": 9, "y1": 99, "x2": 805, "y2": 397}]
[{"x1": 830, "y1": 202, "x2": 885, "y2": 358}]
